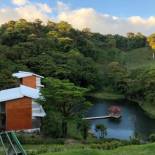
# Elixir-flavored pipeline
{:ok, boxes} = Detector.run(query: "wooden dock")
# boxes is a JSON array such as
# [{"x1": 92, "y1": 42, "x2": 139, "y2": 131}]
[{"x1": 83, "y1": 114, "x2": 121, "y2": 120}]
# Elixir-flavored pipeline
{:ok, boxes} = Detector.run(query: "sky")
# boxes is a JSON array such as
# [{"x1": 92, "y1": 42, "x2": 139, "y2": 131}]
[{"x1": 0, "y1": 0, "x2": 155, "y2": 35}]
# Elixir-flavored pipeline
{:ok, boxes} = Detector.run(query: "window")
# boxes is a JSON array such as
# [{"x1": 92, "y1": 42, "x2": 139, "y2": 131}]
[{"x1": 0, "y1": 102, "x2": 5, "y2": 113}]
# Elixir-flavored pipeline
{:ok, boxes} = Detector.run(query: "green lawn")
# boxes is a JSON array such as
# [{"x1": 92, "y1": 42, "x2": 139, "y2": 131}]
[
  {"x1": 140, "y1": 102, "x2": 155, "y2": 119},
  {"x1": 89, "y1": 91, "x2": 125, "y2": 100},
  {"x1": 40, "y1": 143, "x2": 155, "y2": 155},
  {"x1": 1, "y1": 141, "x2": 155, "y2": 155}
]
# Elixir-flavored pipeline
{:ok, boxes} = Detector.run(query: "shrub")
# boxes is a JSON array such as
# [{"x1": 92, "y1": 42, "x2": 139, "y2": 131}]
[
  {"x1": 17, "y1": 134, "x2": 64, "y2": 145},
  {"x1": 130, "y1": 138, "x2": 140, "y2": 145},
  {"x1": 89, "y1": 140, "x2": 124, "y2": 150},
  {"x1": 27, "y1": 145, "x2": 48, "y2": 155},
  {"x1": 149, "y1": 134, "x2": 155, "y2": 142}
]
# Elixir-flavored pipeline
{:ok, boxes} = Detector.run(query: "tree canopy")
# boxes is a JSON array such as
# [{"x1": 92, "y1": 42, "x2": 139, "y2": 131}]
[{"x1": 40, "y1": 77, "x2": 89, "y2": 137}]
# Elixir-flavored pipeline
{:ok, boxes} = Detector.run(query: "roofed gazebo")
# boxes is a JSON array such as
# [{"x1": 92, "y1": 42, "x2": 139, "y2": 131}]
[{"x1": 108, "y1": 106, "x2": 121, "y2": 116}]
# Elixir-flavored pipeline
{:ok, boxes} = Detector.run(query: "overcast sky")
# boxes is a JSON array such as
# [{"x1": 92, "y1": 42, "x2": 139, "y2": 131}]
[{"x1": 0, "y1": 0, "x2": 155, "y2": 35}]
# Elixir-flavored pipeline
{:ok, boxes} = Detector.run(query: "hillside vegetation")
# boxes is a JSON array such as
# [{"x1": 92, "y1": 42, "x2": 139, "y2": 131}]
[
  {"x1": 123, "y1": 47, "x2": 155, "y2": 118},
  {"x1": 125, "y1": 47, "x2": 155, "y2": 69},
  {"x1": 1, "y1": 19, "x2": 155, "y2": 138}
]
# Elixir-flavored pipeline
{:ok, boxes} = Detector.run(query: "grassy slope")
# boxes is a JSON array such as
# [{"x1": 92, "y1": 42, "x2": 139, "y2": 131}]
[
  {"x1": 89, "y1": 91, "x2": 125, "y2": 100},
  {"x1": 140, "y1": 102, "x2": 155, "y2": 119},
  {"x1": 125, "y1": 47, "x2": 155, "y2": 70},
  {"x1": 41, "y1": 143, "x2": 155, "y2": 155}
]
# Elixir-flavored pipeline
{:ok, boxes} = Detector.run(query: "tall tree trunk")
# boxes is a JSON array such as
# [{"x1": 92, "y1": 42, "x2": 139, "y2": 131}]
[
  {"x1": 153, "y1": 52, "x2": 155, "y2": 59},
  {"x1": 83, "y1": 127, "x2": 88, "y2": 140},
  {"x1": 62, "y1": 120, "x2": 68, "y2": 138}
]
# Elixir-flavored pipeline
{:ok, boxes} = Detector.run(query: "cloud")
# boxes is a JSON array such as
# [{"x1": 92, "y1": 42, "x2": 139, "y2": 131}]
[
  {"x1": 0, "y1": 7, "x2": 20, "y2": 24},
  {"x1": 57, "y1": 4, "x2": 155, "y2": 35},
  {"x1": 0, "y1": 2, "x2": 52, "y2": 24},
  {"x1": 12, "y1": 0, "x2": 28, "y2": 6},
  {"x1": 37, "y1": 3, "x2": 52, "y2": 13},
  {"x1": 15, "y1": 3, "x2": 51, "y2": 22},
  {"x1": 56, "y1": 1, "x2": 69, "y2": 12},
  {"x1": 128, "y1": 16, "x2": 155, "y2": 26}
]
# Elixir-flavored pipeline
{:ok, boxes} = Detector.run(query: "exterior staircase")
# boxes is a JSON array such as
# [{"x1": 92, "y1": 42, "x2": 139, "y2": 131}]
[{"x1": 0, "y1": 131, "x2": 27, "y2": 155}]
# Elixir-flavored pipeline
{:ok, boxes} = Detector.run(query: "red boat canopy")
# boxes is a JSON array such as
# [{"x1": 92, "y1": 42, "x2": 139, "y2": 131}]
[{"x1": 109, "y1": 106, "x2": 121, "y2": 114}]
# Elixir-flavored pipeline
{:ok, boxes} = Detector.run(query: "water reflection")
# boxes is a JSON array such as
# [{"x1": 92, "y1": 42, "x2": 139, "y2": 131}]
[{"x1": 87, "y1": 99, "x2": 155, "y2": 140}]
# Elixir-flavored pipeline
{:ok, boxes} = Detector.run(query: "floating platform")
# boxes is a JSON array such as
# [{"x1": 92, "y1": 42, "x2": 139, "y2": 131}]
[{"x1": 83, "y1": 114, "x2": 121, "y2": 120}]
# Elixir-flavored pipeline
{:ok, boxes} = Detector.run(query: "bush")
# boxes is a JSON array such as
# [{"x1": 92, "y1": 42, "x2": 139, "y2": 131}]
[
  {"x1": 89, "y1": 140, "x2": 124, "y2": 150},
  {"x1": 149, "y1": 134, "x2": 155, "y2": 142},
  {"x1": 130, "y1": 138, "x2": 140, "y2": 145},
  {"x1": 27, "y1": 145, "x2": 48, "y2": 155},
  {"x1": 17, "y1": 134, "x2": 64, "y2": 145}
]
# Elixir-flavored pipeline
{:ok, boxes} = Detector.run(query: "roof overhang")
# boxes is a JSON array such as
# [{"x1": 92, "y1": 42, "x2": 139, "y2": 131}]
[
  {"x1": 12, "y1": 71, "x2": 44, "y2": 79},
  {"x1": 0, "y1": 85, "x2": 40, "y2": 102}
]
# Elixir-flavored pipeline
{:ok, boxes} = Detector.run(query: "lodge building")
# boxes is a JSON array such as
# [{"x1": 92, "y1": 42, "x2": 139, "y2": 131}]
[{"x1": 0, "y1": 71, "x2": 46, "y2": 131}]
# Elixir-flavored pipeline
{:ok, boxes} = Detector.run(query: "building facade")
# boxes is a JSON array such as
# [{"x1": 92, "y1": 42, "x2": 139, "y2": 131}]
[{"x1": 0, "y1": 71, "x2": 46, "y2": 131}]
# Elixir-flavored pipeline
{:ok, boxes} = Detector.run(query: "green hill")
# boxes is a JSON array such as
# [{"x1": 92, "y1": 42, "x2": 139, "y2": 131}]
[{"x1": 125, "y1": 47, "x2": 155, "y2": 70}]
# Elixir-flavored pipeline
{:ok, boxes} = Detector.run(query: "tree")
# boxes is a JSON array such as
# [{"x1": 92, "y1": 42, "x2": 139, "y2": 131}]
[
  {"x1": 127, "y1": 32, "x2": 135, "y2": 38},
  {"x1": 41, "y1": 111, "x2": 63, "y2": 138},
  {"x1": 95, "y1": 124, "x2": 107, "y2": 138},
  {"x1": 47, "y1": 20, "x2": 56, "y2": 30},
  {"x1": 65, "y1": 50, "x2": 101, "y2": 88},
  {"x1": 105, "y1": 35, "x2": 116, "y2": 48},
  {"x1": 78, "y1": 120, "x2": 89, "y2": 140},
  {"x1": 0, "y1": 69, "x2": 17, "y2": 90},
  {"x1": 56, "y1": 21, "x2": 72, "y2": 33},
  {"x1": 26, "y1": 54, "x2": 56, "y2": 77},
  {"x1": 82, "y1": 28, "x2": 91, "y2": 33},
  {"x1": 106, "y1": 61, "x2": 128, "y2": 93},
  {"x1": 126, "y1": 32, "x2": 146, "y2": 50},
  {"x1": 147, "y1": 34, "x2": 155, "y2": 59},
  {"x1": 41, "y1": 78, "x2": 88, "y2": 137},
  {"x1": 114, "y1": 34, "x2": 128, "y2": 50},
  {"x1": 47, "y1": 31, "x2": 60, "y2": 38}
]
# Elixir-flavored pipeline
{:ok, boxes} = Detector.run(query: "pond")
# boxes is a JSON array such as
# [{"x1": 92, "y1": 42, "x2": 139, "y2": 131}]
[{"x1": 86, "y1": 98, "x2": 155, "y2": 140}]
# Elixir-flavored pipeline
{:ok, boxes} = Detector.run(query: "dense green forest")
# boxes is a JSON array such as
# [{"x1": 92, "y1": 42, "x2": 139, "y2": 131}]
[{"x1": 1, "y1": 19, "x2": 155, "y2": 138}]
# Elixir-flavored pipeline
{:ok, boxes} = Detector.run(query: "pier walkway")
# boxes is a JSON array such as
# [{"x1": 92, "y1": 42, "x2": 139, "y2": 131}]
[{"x1": 83, "y1": 114, "x2": 121, "y2": 120}]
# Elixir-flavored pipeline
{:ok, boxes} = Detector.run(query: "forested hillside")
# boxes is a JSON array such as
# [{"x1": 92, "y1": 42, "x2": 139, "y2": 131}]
[
  {"x1": 0, "y1": 19, "x2": 147, "y2": 90},
  {"x1": 1, "y1": 19, "x2": 155, "y2": 137}
]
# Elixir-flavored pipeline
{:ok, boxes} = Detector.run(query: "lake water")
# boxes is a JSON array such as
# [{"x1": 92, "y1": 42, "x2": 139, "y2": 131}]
[{"x1": 86, "y1": 99, "x2": 155, "y2": 140}]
